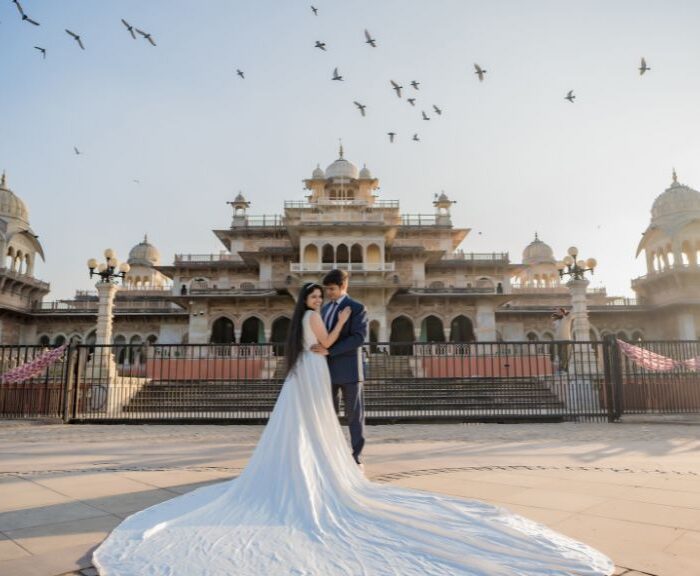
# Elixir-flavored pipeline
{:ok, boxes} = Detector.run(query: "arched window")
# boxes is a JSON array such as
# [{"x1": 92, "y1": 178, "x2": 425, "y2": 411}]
[
  {"x1": 421, "y1": 315, "x2": 445, "y2": 342},
  {"x1": 38, "y1": 335, "x2": 50, "y2": 347},
  {"x1": 53, "y1": 334, "x2": 66, "y2": 346},
  {"x1": 240, "y1": 317, "x2": 264, "y2": 343},
  {"x1": 429, "y1": 281, "x2": 445, "y2": 289},
  {"x1": 211, "y1": 317, "x2": 235, "y2": 344},
  {"x1": 476, "y1": 277, "x2": 494, "y2": 290},
  {"x1": 369, "y1": 319, "x2": 380, "y2": 353},
  {"x1": 450, "y1": 316, "x2": 475, "y2": 342},
  {"x1": 129, "y1": 335, "x2": 143, "y2": 364},
  {"x1": 631, "y1": 331, "x2": 644, "y2": 342},
  {"x1": 366, "y1": 244, "x2": 381, "y2": 264},
  {"x1": 616, "y1": 330, "x2": 629, "y2": 343},
  {"x1": 390, "y1": 316, "x2": 414, "y2": 355},
  {"x1": 350, "y1": 244, "x2": 363, "y2": 263},
  {"x1": 526, "y1": 332, "x2": 539, "y2": 341},
  {"x1": 114, "y1": 335, "x2": 127, "y2": 364},
  {"x1": 271, "y1": 317, "x2": 291, "y2": 356},
  {"x1": 336, "y1": 244, "x2": 349, "y2": 263},
  {"x1": 303, "y1": 244, "x2": 319, "y2": 263},
  {"x1": 322, "y1": 244, "x2": 334, "y2": 264}
]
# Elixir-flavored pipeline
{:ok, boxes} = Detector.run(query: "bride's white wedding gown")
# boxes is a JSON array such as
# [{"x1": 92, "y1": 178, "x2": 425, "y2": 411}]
[{"x1": 93, "y1": 310, "x2": 614, "y2": 575}]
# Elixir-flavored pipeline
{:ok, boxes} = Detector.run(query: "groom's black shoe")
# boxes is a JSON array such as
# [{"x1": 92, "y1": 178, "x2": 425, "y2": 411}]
[{"x1": 353, "y1": 453, "x2": 362, "y2": 465}]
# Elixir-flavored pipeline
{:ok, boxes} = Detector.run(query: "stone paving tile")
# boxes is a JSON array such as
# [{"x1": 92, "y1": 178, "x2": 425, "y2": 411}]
[
  {"x1": 3, "y1": 514, "x2": 121, "y2": 555},
  {"x1": 85, "y1": 487, "x2": 178, "y2": 518},
  {"x1": 0, "y1": 477, "x2": 74, "y2": 514},
  {"x1": 31, "y1": 474, "x2": 160, "y2": 500},
  {"x1": 582, "y1": 499, "x2": 700, "y2": 531},
  {"x1": 0, "y1": 501, "x2": 108, "y2": 533},
  {"x1": 0, "y1": 531, "x2": 31, "y2": 561}
]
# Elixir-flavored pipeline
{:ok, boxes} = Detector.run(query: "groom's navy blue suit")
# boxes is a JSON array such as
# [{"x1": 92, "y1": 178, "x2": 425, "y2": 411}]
[{"x1": 322, "y1": 295, "x2": 368, "y2": 462}]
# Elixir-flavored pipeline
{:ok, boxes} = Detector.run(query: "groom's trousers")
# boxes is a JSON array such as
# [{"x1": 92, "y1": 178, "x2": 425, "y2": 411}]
[{"x1": 332, "y1": 381, "x2": 366, "y2": 460}]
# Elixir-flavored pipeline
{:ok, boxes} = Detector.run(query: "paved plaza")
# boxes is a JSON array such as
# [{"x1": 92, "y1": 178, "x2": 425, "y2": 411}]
[{"x1": 0, "y1": 417, "x2": 698, "y2": 576}]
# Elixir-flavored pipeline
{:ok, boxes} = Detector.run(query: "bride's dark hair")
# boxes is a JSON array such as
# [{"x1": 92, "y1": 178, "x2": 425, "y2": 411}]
[{"x1": 285, "y1": 282, "x2": 323, "y2": 376}]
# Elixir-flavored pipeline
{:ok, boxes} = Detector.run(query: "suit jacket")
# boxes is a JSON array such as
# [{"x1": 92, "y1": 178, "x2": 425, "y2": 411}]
[{"x1": 322, "y1": 296, "x2": 368, "y2": 385}]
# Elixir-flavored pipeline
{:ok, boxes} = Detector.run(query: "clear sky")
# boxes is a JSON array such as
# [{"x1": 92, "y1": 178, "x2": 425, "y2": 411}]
[{"x1": 2, "y1": 0, "x2": 700, "y2": 300}]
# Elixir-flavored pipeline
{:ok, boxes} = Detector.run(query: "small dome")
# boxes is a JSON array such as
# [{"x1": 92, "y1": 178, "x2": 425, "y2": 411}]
[
  {"x1": 128, "y1": 235, "x2": 160, "y2": 266},
  {"x1": 651, "y1": 173, "x2": 700, "y2": 223},
  {"x1": 359, "y1": 164, "x2": 372, "y2": 179},
  {"x1": 233, "y1": 192, "x2": 247, "y2": 203},
  {"x1": 0, "y1": 172, "x2": 30, "y2": 224},
  {"x1": 312, "y1": 164, "x2": 325, "y2": 179},
  {"x1": 437, "y1": 192, "x2": 449, "y2": 202},
  {"x1": 523, "y1": 233, "x2": 555, "y2": 265}
]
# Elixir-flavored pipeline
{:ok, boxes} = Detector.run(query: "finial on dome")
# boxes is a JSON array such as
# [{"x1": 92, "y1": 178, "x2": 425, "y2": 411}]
[
  {"x1": 672, "y1": 167, "x2": 678, "y2": 184},
  {"x1": 143, "y1": 233, "x2": 148, "y2": 244},
  {"x1": 338, "y1": 139, "x2": 344, "y2": 159},
  {"x1": 0, "y1": 171, "x2": 6, "y2": 188},
  {"x1": 534, "y1": 231, "x2": 539, "y2": 241}
]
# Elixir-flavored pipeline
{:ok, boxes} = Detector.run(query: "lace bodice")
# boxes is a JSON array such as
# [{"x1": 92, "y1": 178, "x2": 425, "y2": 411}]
[{"x1": 302, "y1": 310, "x2": 319, "y2": 350}]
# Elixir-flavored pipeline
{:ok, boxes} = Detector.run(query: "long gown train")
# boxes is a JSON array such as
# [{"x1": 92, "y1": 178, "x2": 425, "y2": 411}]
[{"x1": 93, "y1": 311, "x2": 614, "y2": 575}]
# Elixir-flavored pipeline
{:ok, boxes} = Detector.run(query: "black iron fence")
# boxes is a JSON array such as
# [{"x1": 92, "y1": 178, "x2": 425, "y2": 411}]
[{"x1": 1, "y1": 338, "x2": 698, "y2": 423}]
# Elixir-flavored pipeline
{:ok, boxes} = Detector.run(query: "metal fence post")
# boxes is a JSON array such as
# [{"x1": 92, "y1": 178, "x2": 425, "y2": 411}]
[
  {"x1": 62, "y1": 341, "x2": 78, "y2": 423},
  {"x1": 602, "y1": 334, "x2": 622, "y2": 422}
]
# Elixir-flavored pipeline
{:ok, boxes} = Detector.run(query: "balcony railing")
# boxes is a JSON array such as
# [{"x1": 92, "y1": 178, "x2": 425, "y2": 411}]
[
  {"x1": 290, "y1": 262, "x2": 395, "y2": 273},
  {"x1": 285, "y1": 199, "x2": 399, "y2": 209},
  {"x1": 175, "y1": 254, "x2": 240, "y2": 263},
  {"x1": 33, "y1": 300, "x2": 184, "y2": 313},
  {"x1": 298, "y1": 212, "x2": 388, "y2": 223},
  {"x1": 447, "y1": 251, "x2": 509, "y2": 262},
  {"x1": 0, "y1": 267, "x2": 50, "y2": 290},
  {"x1": 230, "y1": 215, "x2": 285, "y2": 228}
]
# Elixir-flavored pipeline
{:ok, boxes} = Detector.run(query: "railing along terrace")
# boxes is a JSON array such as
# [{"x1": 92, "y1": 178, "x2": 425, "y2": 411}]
[
  {"x1": 447, "y1": 251, "x2": 509, "y2": 262},
  {"x1": 33, "y1": 300, "x2": 182, "y2": 313},
  {"x1": 231, "y1": 215, "x2": 286, "y2": 227},
  {"x1": 285, "y1": 200, "x2": 400, "y2": 209},
  {"x1": 290, "y1": 262, "x2": 396, "y2": 272},
  {"x1": 4, "y1": 339, "x2": 699, "y2": 423},
  {"x1": 175, "y1": 254, "x2": 240, "y2": 263}
]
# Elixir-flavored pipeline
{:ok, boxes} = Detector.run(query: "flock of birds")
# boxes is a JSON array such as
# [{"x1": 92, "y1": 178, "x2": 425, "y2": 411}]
[
  {"x1": 9, "y1": 0, "x2": 156, "y2": 61},
  {"x1": 7, "y1": 1, "x2": 655, "y2": 152},
  {"x1": 305, "y1": 5, "x2": 652, "y2": 144}
]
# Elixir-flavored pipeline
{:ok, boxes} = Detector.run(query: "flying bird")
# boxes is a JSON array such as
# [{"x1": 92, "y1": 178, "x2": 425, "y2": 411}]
[
  {"x1": 364, "y1": 29, "x2": 376, "y2": 47},
  {"x1": 332, "y1": 67, "x2": 343, "y2": 81},
  {"x1": 132, "y1": 179, "x2": 141, "y2": 184},
  {"x1": 353, "y1": 101, "x2": 367, "y2": 116},
  {"x1": 135, "y1": 28, "x2": 156, "y2": 46},
  {"x1": 65, "y1": 29, "x2": 85, "y2": 50},
  {"x1": 311, "y1": 5, "x2": 318, "y2": 15},
  {"x1": 13, "y1": 0, "x2": 39, "y2": 26},
  {"x1": 432, "y1": 105, "x2": 442, "y2": 115},
  {"x1": 410, "y1": 80, "x2": 420, "y2": 90},
  {"x1": 407, "y1": 98, "x2": 416, "y2": 106},
  {"x1": 236, "y1": 69, "x2": 245, "y2": 79},
  {"x1": 34, "y1": 46, "x2": 46, "y2": 59},
  {"x1": 639, "y1": 57, "x2": 650, "y2": 75},
  {"x1": 390, "y1": 80, "x2": 403, "y2": 98},
  {"x1": 73, "y1": 146, "x2": 81, "y2": 155},
  {"x1": 474, "y1": 63, "x2": 487, "y2": 82},
  {"x1": 314, "y1": 41, "x2": 326, "y2": 51},
  {"x1": 421, "y1": 110, "x2": 430, "y2": 121},
  {"x1": 121, "y1": 19, "x2": 136, "y2": 39},
  {"x1": 387, "y1": 132, "x2": 396, "y2": 143},
  {"x1": 565, "y1": 90, "x2": 576, "y2": 103},
  {"x1": 412, "y1": 133, "x2": 420, "y2": 142}
]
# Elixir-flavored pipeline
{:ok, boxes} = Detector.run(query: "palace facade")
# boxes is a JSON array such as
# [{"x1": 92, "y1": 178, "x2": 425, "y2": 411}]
[{"x1": 1, "y1": 152, "x2": 699, "y2": 354}]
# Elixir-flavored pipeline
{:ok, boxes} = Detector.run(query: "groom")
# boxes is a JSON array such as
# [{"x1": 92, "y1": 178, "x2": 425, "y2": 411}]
[{"x1": 311, "y1": 268, "x2": 368, "y2": 466}]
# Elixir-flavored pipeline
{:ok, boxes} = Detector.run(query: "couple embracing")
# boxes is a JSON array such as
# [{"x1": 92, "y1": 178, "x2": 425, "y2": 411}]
[{"x1": 286, "y1": 267, "x2": 368, "y2": 467}]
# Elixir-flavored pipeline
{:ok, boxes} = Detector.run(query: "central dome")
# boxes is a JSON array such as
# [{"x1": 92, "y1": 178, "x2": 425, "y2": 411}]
[
  {"x1": 0, "y1": 172, "x2": 29, "y2": 224},
  {"x1": 325, "y1": 145, "x2": 358, "y2": 180}
]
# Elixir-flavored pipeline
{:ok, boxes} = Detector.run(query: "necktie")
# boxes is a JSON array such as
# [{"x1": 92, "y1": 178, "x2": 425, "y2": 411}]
[{"x1": 324, "y1": 301, "x2": 338, "y2": 330}]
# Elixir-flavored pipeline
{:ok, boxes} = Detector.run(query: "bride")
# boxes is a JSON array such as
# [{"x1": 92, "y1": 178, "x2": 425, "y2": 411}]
[{"x1": 93, "y1": 282, "x2": 614, "y2": 575}]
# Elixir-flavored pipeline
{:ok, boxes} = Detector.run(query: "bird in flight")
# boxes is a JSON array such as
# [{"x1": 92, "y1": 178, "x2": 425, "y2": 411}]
[
  {"x1": 236, "y1": 69, "x2": 245, "y2": 79},
  {"x1": 387, "y1": 132, "x2": 396, "y2": 143},
  {"x1": 639, "y1": 57, "x2": 650, "y2": 75},
  {"x1": 364, "y1": 29, "x2": 377, "y2": 47},
  {"x1": 73, "y1": 146, "x2": 81, "y2": 155},
  {"x1": 65, "y1": 29, "x2": 85, "y2": 50},
  {"x1": 353, "y1": 101, "x2": 367, "y2": 116},
  {"x1": 121, "y1": 19, "x2": 136, "y2": 39},
  {"x1": 390, "y1": 80, "x2": 403, "y2": 98},
  {"x1": 13, "y1": 0, "x2": 39, "y2": 26},
  {"x1": 132, "y1": 179, "x2": 141, "y2": 184},
  {"x1": 421, "y1": 110, "x2": 430, "y2": 121},
  {"x1": 410, "y1": 80, "x2": 420, "y2": 90},
  {"x1": 314, "y1": 41, "x2": 326, "y2": 51},
  {"x1": 412, "y1": 133, "x2": 420, "y2": 142},
  {"x1": 311, "y1": 5, "x2": 318, "y2": 15},
  {"x1": 433, "y1": 105, "x2": 442, "y2": 115},
  {"x1": 136, "y1": 28, "x2": 156, "y2": 46},
  {"x1": 407, "y1": 98, "x2": 416, "y2": 106},
  {"x1": 34, "y1": 46, "x2": 46, "y2": 59},
  {"x1": 474, "y1": 63, "x2": 487, "y2": 82},
  {"x1": 565, "y1": 90, "x2": 576, "y2": 103},
  {"x1": 332, "y1": 67, "x2": 343, "y2": 81}
]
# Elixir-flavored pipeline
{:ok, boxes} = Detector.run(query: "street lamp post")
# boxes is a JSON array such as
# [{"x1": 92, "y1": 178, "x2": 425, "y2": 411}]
[
  {"x1": 86, "y1": 249, "x2": 130, "y2": 392},
  {"x1": 556, "y1": 246, "x2": 597, "y2": 375}
]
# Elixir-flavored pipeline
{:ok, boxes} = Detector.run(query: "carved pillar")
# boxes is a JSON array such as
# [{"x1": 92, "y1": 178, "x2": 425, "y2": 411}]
[{"x1": 475, "y1": 300, "x2": 497, "y2": 341}]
